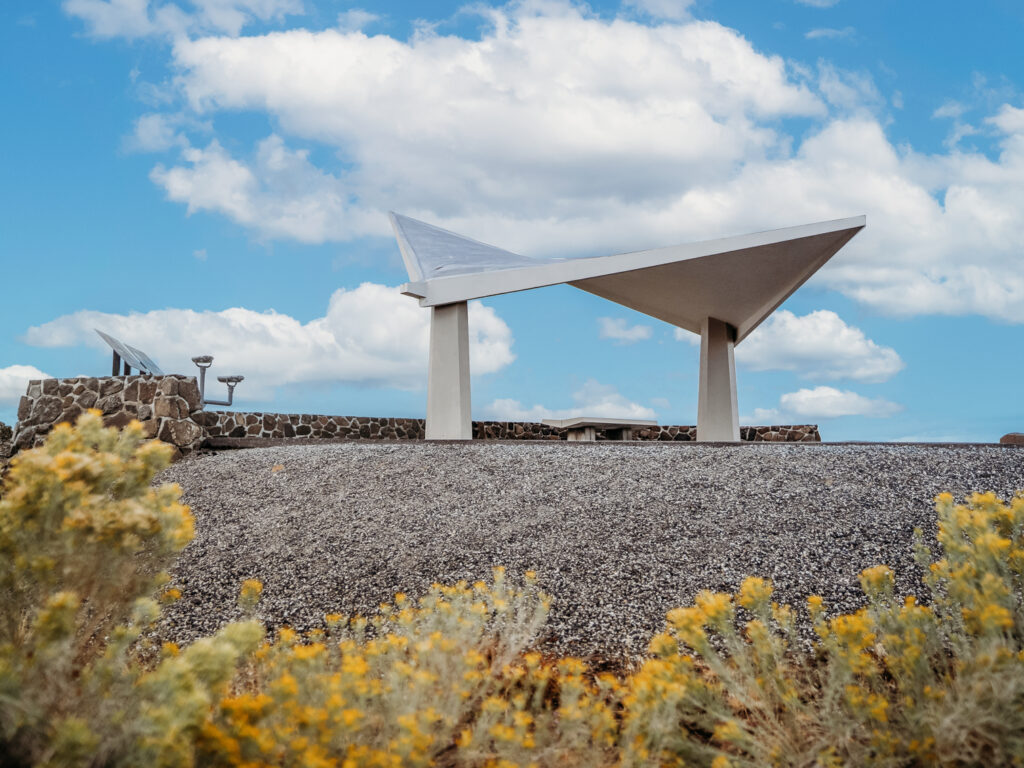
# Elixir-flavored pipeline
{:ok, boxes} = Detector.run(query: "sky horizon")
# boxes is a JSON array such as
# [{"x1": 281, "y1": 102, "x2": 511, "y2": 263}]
[{"x1": 2, "y1": 0, "x2": 1023, "y2": 441}]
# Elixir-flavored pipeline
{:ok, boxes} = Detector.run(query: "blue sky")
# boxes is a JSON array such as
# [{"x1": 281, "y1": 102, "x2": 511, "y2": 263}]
[{"x1": 1, "y1": 0, "x2": 1022, "y2": 441}]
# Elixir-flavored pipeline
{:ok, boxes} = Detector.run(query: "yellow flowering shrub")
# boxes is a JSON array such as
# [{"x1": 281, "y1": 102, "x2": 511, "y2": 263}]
[
  {"x1": 199, "y1": 570, "x2": 617, "y2": 767},
  {"x1": 5, "y1": 414, "x2": 1024, "y2": 766},
  {"x1": 0, "y1": 411, "x2": 263, "y2": 767},
  {"x1": 623, "y1": 490, "x2": 1024, "y2": 767}
]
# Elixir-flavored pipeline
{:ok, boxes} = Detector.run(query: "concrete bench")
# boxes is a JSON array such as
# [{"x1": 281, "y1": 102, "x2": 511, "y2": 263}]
[{"x1": 541, "y1": 416, "x2": 657, "y2": 441}]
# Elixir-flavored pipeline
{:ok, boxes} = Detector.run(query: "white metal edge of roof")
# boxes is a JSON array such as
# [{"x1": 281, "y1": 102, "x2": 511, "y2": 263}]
[
  {"x1": 396, "y1": 214, "x2": 866, "y2": 307},
  {"x1": 540, "y1": 417, "x2": 659, "y2": 428},
  {"x1": 388, "y1": 211, "x2": 425, "y2": 282}
]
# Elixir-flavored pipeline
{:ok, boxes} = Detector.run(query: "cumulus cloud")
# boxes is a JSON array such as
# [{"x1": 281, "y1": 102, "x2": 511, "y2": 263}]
[
  {"x1": 752, "y1": 386, "x2": 902, "y2": 421},
  {"x1": 486, "y1": 379, "x2": 656, "y2": 421},
  {"x1": 0, "y1": 365, "x2": 52, "y2": 407},
  {"x1": 598, "y1": 317, "x2": 652, "y2": 344},
  {"x1": 150, "y1": 137, "x2": 377, "y2": 242},
  {"x1": 23, "y1": 284, "x2": 514, "y2": 399},
  {"x1": 73, "y1": 2, "x2": 1024, "y2": 324},
  {"x1": 673, "y1": 310, "x2": 902, "y2": 383},
  {"x1": 154, "y1": 7, "x2": 821, "y2": 244},
  {"x1": 737, "y1": 310, "x2": 903, "y2": 382},
  {"x1": 64, "y1": 0, "x2": 302, "y2": 39}
]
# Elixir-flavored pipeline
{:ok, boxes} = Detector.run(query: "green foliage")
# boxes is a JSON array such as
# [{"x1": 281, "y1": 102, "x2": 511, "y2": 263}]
[{"x1": 4, "y1": 412, "x2": 1024, "y2": 767}]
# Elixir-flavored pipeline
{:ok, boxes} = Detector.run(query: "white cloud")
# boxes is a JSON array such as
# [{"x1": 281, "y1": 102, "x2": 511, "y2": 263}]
[
  {"x1": 337, "y1": 9, "x2": 378, "y2": 32},
  {"x1": 805, "y1": 26, "x2": 855, "y2": 40},
  {"x1": 622, "y1": 0, "x2": 695, "y2": 21},
  {"x1": 737, "y1": 310, "x2": 903, "y2": 382},
  {"x1": 673, "y1": 327, "x2": 697, "y2": 344},
  {"x1": 150, "y1": 136, "x2": 377, "y2": 242},
  {"x1": 64, "y1": 0, "x2": 302, "y2": 39},
  {"x1": 23, "y1": 284, "x2": 514, "y2": 399},
  {"x1": 0, "y1": 365, "x2": 52, "y2": 407},
  {"x1": 126, "y1": 113, "x2": 193, "y2": 152},
  {"x1": 486, "y1": 379, "x2": 655, "y2": 421},
  {"x1": 816, "y1": 62, "x2": 880, "y2": 111},
  {"x1": 598, "y1": 317, "x2": 652, "y2": 344},
  {"x1": 752, "y1": 386, "x2": 902, "y2": 421},
  {"x1": 988, "y1": 104, "x2": 1024, "y2": 134},
  {"x1": 933, "y1": 100, "x2": 966, "y2": 120},
  {"x1": 665, "y1": 116, "x2": 1024, "y2": 323},
  {"x1": 75, "y1": 3, "x2": 1024, "y2": 324},
  {"x1": 157, "y1": 7, "x2": 822, "y2": 245}
]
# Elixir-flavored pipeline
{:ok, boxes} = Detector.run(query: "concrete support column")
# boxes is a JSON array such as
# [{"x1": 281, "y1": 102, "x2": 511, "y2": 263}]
[
  {"x1": 426, "y1": 301, "x2": 472, "y2": 440},
  {"x1": 697, "y1": 316, "x2": 740, "y2": 442}
]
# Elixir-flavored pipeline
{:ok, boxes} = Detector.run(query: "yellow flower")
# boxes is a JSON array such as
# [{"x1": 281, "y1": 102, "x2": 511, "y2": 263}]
[
  {"x1": 859, "y1": 565, "x2": 894, "y2": 596},
  {"x1": 341, "y1": 708, "x2": 363, "y2": 727},
  {"x1": 737, "y1": 576, "x2": 773, "y2": 610},
  {"x1": 239, "y1": 578, "x2": 264, "y2": 611},
  {"x1": 648, "y1": 632, "x2": 678, "y2": 657},
  {"x1": 292, "y1": 643, "x2": 326, "y2": 661},
  {"x1": 695, "y1": 591, "x2": 734, "y2": 626},
  {"x1": 712, "y1": 720, "x2": 744, "y2": 745},
  {"x1": 667, "y1": 606, "x2": 708, "y2": 646}
]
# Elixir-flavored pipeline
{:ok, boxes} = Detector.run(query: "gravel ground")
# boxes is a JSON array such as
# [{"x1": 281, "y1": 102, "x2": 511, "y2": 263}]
[{"x1": 156, "y1": 442, "x2": 1024, "y2": 661}]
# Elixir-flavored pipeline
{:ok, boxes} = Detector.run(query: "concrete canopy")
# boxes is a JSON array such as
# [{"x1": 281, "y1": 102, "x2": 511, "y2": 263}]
[{"x1": 390, "y1": 212, "x2": 866, "y2": 440}]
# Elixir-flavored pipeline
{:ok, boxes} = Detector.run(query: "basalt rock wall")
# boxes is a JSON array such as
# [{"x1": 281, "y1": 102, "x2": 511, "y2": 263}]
[
  {"x1": 196, "y1": 410, "x2": 427, "y2": 441},
  {"x1": 13, "y1": 376, "x2": 205, "y2": 456},
  {"x1": 0, "y1": 421, "x2": 12, "y2": 468},
  {"x1": 202, "y1": 411, "x2": 821, "y2": 443},
  {"x1": 10, "y1": 377, "x2": 820, "y2": 460}
]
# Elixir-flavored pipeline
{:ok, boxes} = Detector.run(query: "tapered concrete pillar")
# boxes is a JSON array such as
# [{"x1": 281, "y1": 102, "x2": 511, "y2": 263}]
[
  {"x1": 697, "y1": 317, "x2": 740, "y2": 442},
  {"x1": 426, "y1": 301, "x2": 472, "y2": 440}
]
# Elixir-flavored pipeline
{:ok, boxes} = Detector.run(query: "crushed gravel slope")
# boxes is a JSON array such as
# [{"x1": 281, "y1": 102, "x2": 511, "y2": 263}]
[{"x1": 156, "y1": 442, "x2": 1024, "y2": 660}]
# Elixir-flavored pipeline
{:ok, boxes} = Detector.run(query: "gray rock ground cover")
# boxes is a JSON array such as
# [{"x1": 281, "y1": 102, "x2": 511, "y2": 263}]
[{"x1": 156, "y1": 442, "x2": 1024, "y2": 662}]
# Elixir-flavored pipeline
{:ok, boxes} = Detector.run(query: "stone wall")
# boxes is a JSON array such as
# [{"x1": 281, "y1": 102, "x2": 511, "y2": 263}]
[
  {"x1": 9, "y1": 377, "x2": 821, "y2": 460},
  {"x1": 0, "y1": 421, "x2": 11, "y2": 467},
  {"x1": 202, "y1": 411, "x2": 821, "y2": 443},
  {"x1": 13, "y1": 375, "x2": 205, "y2": 457},
  {"x1": 196, "y1": 411, "x2": 426, "y2": 440}
]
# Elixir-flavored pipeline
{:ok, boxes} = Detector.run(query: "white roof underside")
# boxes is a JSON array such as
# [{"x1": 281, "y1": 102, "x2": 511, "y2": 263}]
[{"x1": 390, "y1": 212, "x2": 865, "y2": 344}]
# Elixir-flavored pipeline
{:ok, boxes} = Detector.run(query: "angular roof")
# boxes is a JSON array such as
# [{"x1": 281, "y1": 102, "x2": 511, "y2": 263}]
[{"x1": 391, "y1": 212, "x2": 865, "y2": 343}]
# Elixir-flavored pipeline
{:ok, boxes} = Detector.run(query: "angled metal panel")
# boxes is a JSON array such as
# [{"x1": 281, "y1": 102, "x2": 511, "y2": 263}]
[
  {"x1": 95, "y1": 329, "x2": 147, "y2": 372},
  {"x1": 126, "y1": 344, "x2": 164, "y2": 375},
  {"x1": 390, "y1": 212, "x2": 554, "y2": 280}
]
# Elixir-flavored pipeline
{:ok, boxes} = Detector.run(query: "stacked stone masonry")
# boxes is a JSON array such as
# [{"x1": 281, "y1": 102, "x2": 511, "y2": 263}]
[
  {"x1": 13, "y1": 376, "x2": 205, "y2": 457},
  {"x1": 0, "y1": 421, "x2": 11, "y2": 466},
  {"x1": 9, "y1": 377, "x2": 820, "y2": 461},
  {"x1": 204, "y1": 411, "x2": 820, "y2": 443},
  {"x1": 197, "y1": 411, "x2": 427, "y2": 441}
]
